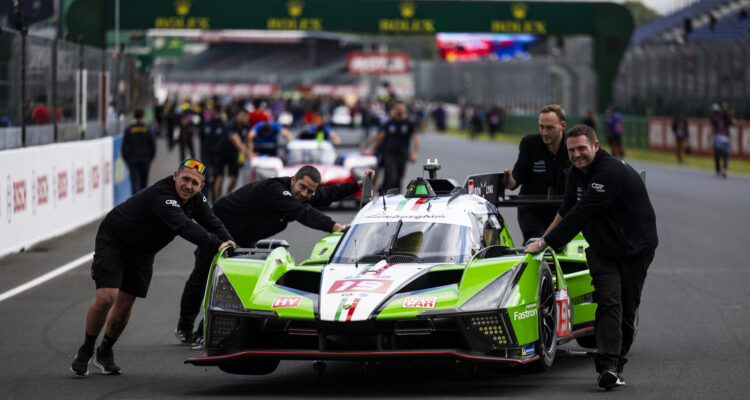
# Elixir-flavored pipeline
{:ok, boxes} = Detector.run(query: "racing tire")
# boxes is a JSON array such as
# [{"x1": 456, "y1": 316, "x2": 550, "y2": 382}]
[
  {"x1": 528, "y1": 263, "x2": 557, "y2": 373},
  {"x1": 218, "y1": 359, "x2": 280, "y2": 375}
]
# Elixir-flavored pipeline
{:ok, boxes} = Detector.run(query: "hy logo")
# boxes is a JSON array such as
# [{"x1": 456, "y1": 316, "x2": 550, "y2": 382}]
[
  {"x1": 511, "y1": 2, "x2": 528, "y2": 19},
  {"x1": 399, "y1": 1, "x2": 416, "y2": 18},
  {"x1": 591, "y1": 182, "x2": 605, "y2": 193},
  {"x1": 174, "y1": 0, "x2": 191, "y2": 16},
  {"x1": 287, "y1": 0, "x2": 304, "y2": 17}
]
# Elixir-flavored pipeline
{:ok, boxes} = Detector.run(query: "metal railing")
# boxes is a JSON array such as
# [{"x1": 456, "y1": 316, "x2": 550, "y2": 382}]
[{"x1": 0, "y1": 28, "x2": 150, "y2": 150}]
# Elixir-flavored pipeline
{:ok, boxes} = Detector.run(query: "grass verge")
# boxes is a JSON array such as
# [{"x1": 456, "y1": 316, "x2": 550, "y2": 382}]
[{"x1": 441, "y1": 128, "x2": 750, "y2": 175}]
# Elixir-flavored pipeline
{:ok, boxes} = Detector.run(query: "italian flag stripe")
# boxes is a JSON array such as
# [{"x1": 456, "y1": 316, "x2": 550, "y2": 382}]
[
  {"x1": 411, "y1": 197, "x2": 428, "y2": 210},
  {"x1": 333, "y1": 297, "x2": 348, "y2": 322},
  {"x1": 346, "y1": 298, "x2": 361, "y2": 322},
  {"x1": 395, "y1": 199, "x2": 409, "y2": 211}
]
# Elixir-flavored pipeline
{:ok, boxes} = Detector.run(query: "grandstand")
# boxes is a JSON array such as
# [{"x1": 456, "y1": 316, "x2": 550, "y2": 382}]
[
  {"x1": 614, "y1": 0, "x2": 750, "y2": 118},
  {"x1": 157, "y1": 36, "x2": 365, "y2": 90},
  {"x1": 631, "y1": 0, "x2": 749, "y2": 45}
]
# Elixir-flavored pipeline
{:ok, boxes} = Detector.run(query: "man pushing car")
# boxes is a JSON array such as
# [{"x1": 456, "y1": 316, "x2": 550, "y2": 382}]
[
  {"x1": 175, "y1": 165, "x2": 375, "y2": 344},
  {"x1": 70, "y1": 159, "x2": 235, "y2": 376}
]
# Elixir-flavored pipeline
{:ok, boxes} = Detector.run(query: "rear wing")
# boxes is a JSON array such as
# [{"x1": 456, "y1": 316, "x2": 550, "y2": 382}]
[
  {"x1": 463, "y1": 172, "x2": 564, "y2": 207},
  {"x1": 463, "y1": 170, "x2": 646, "y2": 207}
]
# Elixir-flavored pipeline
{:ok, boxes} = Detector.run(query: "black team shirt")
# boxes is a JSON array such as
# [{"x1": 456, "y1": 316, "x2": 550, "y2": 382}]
[
  {"x1": 100, "y1": 176, "x2": 231, "y2": 254},
  {"x1": 212, "y1": 177, "x2": 360, "y2": 246}
]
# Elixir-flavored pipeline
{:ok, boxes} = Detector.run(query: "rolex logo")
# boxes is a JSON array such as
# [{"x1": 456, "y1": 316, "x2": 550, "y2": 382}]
[
  {"x1": 175, "y1": 0, "x2": 191, "y2": 16},
  {"x1": 511, "y1": 3, "x2": 528, "y2": 19},
  {"x1": 287, "y1": 0, "x2": 304, "y2": 17},
  {"x1": 399, "y1": 1, "x2": 416, "y2": 18}
]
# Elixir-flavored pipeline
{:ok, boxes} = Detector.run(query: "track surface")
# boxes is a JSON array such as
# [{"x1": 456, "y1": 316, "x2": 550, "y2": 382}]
[{"x1": 1, "y1": 129, "x2": 748, "y2": 399}]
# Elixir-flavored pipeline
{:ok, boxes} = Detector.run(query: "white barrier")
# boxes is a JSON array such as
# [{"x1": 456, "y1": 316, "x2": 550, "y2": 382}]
[{"x1": 0, "y1": 137, "x2": 114, "y2": 257}]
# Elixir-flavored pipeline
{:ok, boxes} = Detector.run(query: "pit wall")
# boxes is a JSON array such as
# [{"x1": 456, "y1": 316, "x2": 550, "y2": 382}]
[{"x1": 0, "y1": 134, "x2": 131, "y2": 257}]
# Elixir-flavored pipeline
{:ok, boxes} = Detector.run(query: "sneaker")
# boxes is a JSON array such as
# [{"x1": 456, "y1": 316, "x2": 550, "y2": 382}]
[
  {"x1": 191, "y1": 331, "x2": 204, "y2": 347},
  {"x1": 598, "y1": 369, "x2": 624, "y2": 390},
  {"x1": 175, "y1": 327, "x2": 192, "y2": 345},
  {"x1": 70, "y1": 345, "x2": 93, "y2": 376},
  {"x1": 94, "y1": 346, "x2": 121, "y2": 375}
]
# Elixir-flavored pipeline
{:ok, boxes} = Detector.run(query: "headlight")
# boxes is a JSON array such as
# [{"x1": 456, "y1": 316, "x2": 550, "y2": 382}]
[
  {"x1": 253, "y1": 167, "x2": 277, "y2": 181},
  {"x1": 459, "y1": 263, "x2": 524, "y2": 312},
  {"x1": 210, "y1": 265, "x2": 245, "y2": 312}
]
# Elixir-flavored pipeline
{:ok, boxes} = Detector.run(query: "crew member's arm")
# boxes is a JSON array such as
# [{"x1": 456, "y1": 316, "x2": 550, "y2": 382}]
[
  {"x1": 153, "y1": 193, "x2": 228, "y2": 252},
  {"x1": 328, "y1": 128, "x2": 342, "y2": 146},
  {"x1": 280, "y1": 127, "x2": 295, "y2": 143},
  {"x1": 307, "y1": 170, "x2": 376, "y2": 208},
  {"x1": 409, "y1": 131, "x2": 420, "y2": 163},
  {"x1": 526, "y1": 169, "x2": 622, "y2": 253},
  {"x1": 506, "y1": 138, "x2": 531, "y2": 190},
  {"x1": 268, "y1": 183, "x2": 344, "y2": 233},
  {"x1": 363, "y1": 129, "x2": 385, "y2": 153},
  {"x1": 245, "y1": 130, "x2": 256, "y2": 159}
]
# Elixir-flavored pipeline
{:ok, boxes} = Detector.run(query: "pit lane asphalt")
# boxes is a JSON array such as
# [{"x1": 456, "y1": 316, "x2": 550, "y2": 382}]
[{"x1": 1, "y1": 129, "x2": 748, "y2": 399}]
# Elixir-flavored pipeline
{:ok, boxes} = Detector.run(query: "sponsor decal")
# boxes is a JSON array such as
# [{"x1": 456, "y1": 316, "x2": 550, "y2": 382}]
[
  {"x1": 202, "y1": 195, "x2": 207, "y2": 203},
  {"x1": 513, "y1": 307, "x2": 537, "y2": 320},
  {"x1": 37, "y1": 175, "x2": 49, "y2": 206},
  {"x1": 165, "y1": 199, "x2": 179, "y2": 207},
  {"x1": 401, "y1": 296, "x2": 437, "y2": 309},
  {"x1": 104, "y1": 161, "x2": 111, "y2": 184},
  {"x1": 283, "y1": 190, "x2": 292, "y2": 197},
  {"x1": 57, "y1": 171, "x2": 68, "y2": 199},
  {"x1": 75, "y1": 168, "x2": 85, "y2": 194},
  {"x1": 467, "y1": 178, "x2": 475, "y2": 194},
  {"x1": 591, "y1": 182, "x2": 605, "y2": 193},
  {"x1": 91, "y1": 165, "x2": 100, "y2": 190},
  {"x1": 556, "y1": 288, "x2": 571, "y2": 337},
  {"x1": 272, "y1": 296, "x2": 302, "y2": 308},
  {"x1": 13, "y1": 180, "x2": 27, "y2": 213},
  {"x1": 533, "y1": 160, "x2": 547, "y2": 173},
  {"x1": 328, "y1": 279, "x2": 393, "y2": 294},
  {"x1": 522, "y1": 344, "x2": 535, "y2": 356},
  {"x1": 365, "y1": 213, "x2": 446, "y2": 220},
  {"x1": 576, "y1": 186, "x2": 583, "y2": 201}
]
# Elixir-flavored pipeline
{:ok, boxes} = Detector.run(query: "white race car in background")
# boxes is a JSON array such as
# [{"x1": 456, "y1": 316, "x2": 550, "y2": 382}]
[{"x1": 248, "y1": 139, "x2": 376, "y2": 202}]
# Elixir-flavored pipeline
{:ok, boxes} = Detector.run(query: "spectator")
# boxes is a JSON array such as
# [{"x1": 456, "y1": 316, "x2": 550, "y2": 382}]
[
  {"x1": 605, "y1": 106, "x2": 625, "y2": 158},
  {"x1": 431, "y1": 102, "x2": 446, "y2": 132},
  {"x1": 32, "y1": 95, "x2": 52, "y2": 125},
  {"x1": 487, "y1": 104, "x2": 504, "y2": 139},
  {"x1": 671, "y1": 111, "x2": 689, "y2": 164},
  {"x1": 709, "y1": 103, "x2": 737, "y2": 178},
  {"x1": 121, "y1": 109, "x2": 156, "y2": 194},
  {"x1": 582, "y1": 108, "x2": 598, "y2": 132}
]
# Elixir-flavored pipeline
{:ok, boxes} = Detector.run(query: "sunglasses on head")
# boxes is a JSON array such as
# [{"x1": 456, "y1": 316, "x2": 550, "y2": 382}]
[{"x1": 182, "y1": 159, "x2": 206, "y2": 175}]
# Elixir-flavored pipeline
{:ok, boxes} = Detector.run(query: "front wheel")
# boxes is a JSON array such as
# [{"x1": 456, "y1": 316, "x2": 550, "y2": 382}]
[{"x1": 528, "y1": 263, "x2": 557, "y2": 372}]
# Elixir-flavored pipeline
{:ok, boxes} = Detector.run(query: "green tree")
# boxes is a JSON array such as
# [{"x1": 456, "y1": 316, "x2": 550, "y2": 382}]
[{"x1": 624, "y1": 1, "x2": 661, "y2": 25}]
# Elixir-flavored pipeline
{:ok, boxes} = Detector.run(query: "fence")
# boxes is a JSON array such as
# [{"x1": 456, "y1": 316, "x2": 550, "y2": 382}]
[
  {"x1": 614, "y1": 39, "x2": 750, "y2": 119},
  {"x1": 500, "y1": 114, "x2": 649, "y2": 149},
  {"x1": 0, "y1": 27, "x2": 150, "y2": 150}
]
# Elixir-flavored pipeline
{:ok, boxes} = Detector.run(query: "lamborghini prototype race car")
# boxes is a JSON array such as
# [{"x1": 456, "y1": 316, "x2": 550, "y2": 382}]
[{"x1": 186, "y1": 161, "x2": 597, "y2": 376}]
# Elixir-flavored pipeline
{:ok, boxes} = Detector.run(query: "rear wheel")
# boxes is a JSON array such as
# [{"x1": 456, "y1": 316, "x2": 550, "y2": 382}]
[{"x1": 529, "y1": 264, "x2": 557, "y2": 372}]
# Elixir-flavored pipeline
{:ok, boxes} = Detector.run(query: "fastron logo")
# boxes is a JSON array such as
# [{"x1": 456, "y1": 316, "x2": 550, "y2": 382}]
[
  {"x1": 13, "y1": 180, "x2": 27, "y2": 213},
  {"x1": 37, "y1": 175, "x2": 49, "y2": 205},
  {"x1": 58, "y1": 171, "x2": 68, "y2": 199},
  {"x1": 513, "y1": 308, "x2": 537, "y2": 320},
  {"x1": 75, "y1": 168, "x2": 85, "y2": 194},
  {"x1": 591, "y1": 182, "x2": 605, "y2": 193},
  {"x1": 165, "y1": 199, "x2": 179, "y2": 207}
]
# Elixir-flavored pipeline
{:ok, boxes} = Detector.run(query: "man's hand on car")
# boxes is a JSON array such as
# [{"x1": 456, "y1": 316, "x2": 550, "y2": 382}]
[
  {"x1": 332, "y1": 223, "x2": 350, "y2": 232},
  {"x1": 218, "y1": 240, "x2": 236, "y2": 252},
  {"x1": 357, "y1": 169, "x2": 376, "y2": 188},
  {"x1": 503, "y1": 169, "x2": 517, "y2": 190}
]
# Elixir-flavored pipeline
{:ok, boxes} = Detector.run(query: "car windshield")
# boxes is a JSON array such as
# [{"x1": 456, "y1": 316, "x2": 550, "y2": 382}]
[{"x1": 331, "y1": 221, "x2": 476, "y2": 264}]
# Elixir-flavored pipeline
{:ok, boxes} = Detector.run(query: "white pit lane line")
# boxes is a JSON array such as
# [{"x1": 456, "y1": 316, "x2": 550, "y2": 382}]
[{"x1": 0, "y1": 252, "x2": 94, "y2": 303}]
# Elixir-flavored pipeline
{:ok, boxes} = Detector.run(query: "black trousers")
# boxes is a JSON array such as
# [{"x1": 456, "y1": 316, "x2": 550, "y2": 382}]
[
  {"x1": 586, "y1": 247, "x2": 654, "y2": 372},
  {"x1": 178, "y1": 245, "x2": 216, "y2": 331},
  {"x1": 382, "y1": 153, "x2": 407, "y2": 192},
  {"x1": 127, "y1": 160, "x2": 151, "y2": 194}
]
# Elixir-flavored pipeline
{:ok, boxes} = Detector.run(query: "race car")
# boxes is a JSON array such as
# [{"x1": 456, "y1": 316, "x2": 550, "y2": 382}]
[
  {"x1": 247, "y1": 136, "x2": 376, "y2": 201},
  {"x1": 186, "y1": 161, "x2": 597, "y2": 376}
]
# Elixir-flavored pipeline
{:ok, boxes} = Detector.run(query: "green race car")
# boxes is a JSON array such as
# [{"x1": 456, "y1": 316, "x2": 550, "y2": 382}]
[{"x1": 186, "y1": 162, "x2": 597, "y2": 376}]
